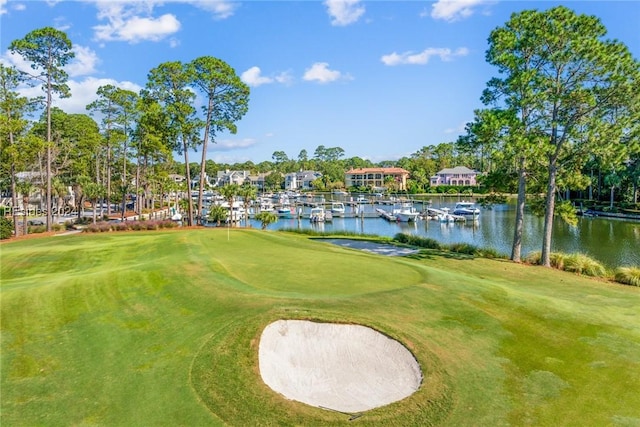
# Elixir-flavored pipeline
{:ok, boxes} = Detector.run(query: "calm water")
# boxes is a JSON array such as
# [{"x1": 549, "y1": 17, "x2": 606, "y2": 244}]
[{"x1": 242, "y1": 200, "x2": 639, "y2": 268}]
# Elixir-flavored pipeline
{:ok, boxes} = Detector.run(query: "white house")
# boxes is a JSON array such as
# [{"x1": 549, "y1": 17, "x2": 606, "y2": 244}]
[
  {"x1": 284, "y1": 170, "x2": 322, "y2": 190},
  {"x1": 215, "y1": 170, "x2": 250, "y2": 187}
]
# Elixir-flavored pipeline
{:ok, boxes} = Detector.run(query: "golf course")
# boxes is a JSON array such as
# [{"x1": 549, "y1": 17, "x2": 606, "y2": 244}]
[{"x1": 1, "y1": 228, "x2": 639, "y2": 426}]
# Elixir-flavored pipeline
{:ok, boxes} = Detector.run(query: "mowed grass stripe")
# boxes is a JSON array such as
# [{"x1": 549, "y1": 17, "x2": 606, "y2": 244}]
[{"x1": 1, "y1": 229, "x2": 639, "y2": 426}]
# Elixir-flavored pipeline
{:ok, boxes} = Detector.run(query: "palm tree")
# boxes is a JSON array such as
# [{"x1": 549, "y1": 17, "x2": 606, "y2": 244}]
[
  {"x1": 84, "y1": 182, "x2": 105, "y2": 224},
  {"x1": 218, "y1": 184, "x2": 240, "y2": 226},
  {"x1": 207, "y1": 204, "x2": 227, "y2": 226},
  {"x1": 238, "y1": 184, "x2": 257, "y2": 226},
  {"x1": 255, "y1": 211, "x2": 278, "y2": 230},
  {"x1": 52, "y1": 177, "x2": 67, "y2": 222},
  {"x1": 15, "y1": 180, "x2": 32, "y2": 236}
]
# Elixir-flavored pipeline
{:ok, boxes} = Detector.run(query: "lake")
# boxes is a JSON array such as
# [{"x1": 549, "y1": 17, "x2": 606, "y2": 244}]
[{"x1": 241, "y1": 199, "x2": 639, "y2": 269}]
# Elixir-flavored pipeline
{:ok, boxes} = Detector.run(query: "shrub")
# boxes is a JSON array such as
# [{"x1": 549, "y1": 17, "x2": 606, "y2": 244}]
[
  {"x1": 563, "y1": 253, "x2": 607, "y2": 277},
  {"x1": 525, "y1": 251, "x2": 567, "y2": 269},
  {"x1": 29, "y1": 225, "x2": 46, "y2": 234},
  {"x1": 83, "y1": 219, "x2": 178, "y2": 233},
  {"x1": 448, "y1": 242, "x2": 479, "y2": 255},
  {"x1": 75, "y1": 217, "x2": 91, "y2": 225},
  {"x1": 0, "y1": 216, "x2": 13, "y2": 239},
  {"x1": 476, "y1": 247, "x2": 507, "y2": 259},
  {"x1": 549, "y1": 252, "x2": 568, "y2": 270},
  {"x1": 393, "y1": 233, "x2": 441, "y2": 249},
  {"x1": 614, "y1": 267, "x2": 640, "y2": 287},
  {"x1": 525, "y1": 251, "x2": 606, "y2": 277},
  {"x1": 84, "y1": 224, "x2": 100, "y2": 233}
]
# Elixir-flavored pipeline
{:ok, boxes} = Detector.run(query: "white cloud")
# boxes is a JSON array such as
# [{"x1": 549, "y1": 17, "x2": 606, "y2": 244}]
[
  {"x1": 431, "y1": 0, "x2": 492, "y2": 22},
  {"x1": 1, "y1": 0, "x2": 27, "y2": 14},
  {"x1": 241, "y1": 67, "x2": 293, "y2": 87},
  {"x1": 444, "y1": 122, "x2": 467, "y2": 135},
  {"x1": 381, "y1": 47, "x2": 469, "y2": 66},
  {"x1": 53, "y1": 16, "x2": 72, "y2": 32},
  {"x1": 188, "y1": 0, "x2": 238, "y2": 20},
  {"x1": 67, "y1": 45, "x2": 100, "y2": 77},
  {"x1": 274, "y1": 71, "x2": 293, "y2": 85},
  {"x1": 87, "y1": 0, "x2": 235, "y2": 43},
  {"x1": 324, "y1": 0, "x2": 365, "y2": 26},
  {"x1": 62, "y1": 78, "x2": 142, "y2": 114},
  {"x1": 303, "y1": 62, "x2": 351, "y2": 84},
  {"x1": 3, "y1": 45, "x2": 100, "y2": 78},
  {"x1": 94, "y1": 12, "x2": 181, "y2": 43},
  {"x1": 6, "y1": 75, "x2": 142, "y2": 117},
  {"x1": 241, "y1": 67, "x2": 273, "y2": 87},
  {"x1": 1, "y1": 51, "x2": 33, "y2": 74},
  {"x1": 208, "y1": 138, "x2": 258, "y2": 151},
  {"x1": 90, "y1": 1, "x2": 178, "y2": 43}
]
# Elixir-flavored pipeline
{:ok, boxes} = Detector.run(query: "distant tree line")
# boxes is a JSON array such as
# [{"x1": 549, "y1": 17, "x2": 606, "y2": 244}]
[{"x1": 2, "y1": 5, "x2": 638, "y2": 269}]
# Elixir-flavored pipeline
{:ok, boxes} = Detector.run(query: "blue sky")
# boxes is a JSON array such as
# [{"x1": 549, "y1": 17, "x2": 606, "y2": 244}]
[{"x1": 1, "y1": 1, "x2": 639, "y2": 164}]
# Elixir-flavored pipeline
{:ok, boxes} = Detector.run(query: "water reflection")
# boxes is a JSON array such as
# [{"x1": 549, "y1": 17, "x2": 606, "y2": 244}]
[{"x1": 239, "y1": 201, "x2": 638, "y2": 268}]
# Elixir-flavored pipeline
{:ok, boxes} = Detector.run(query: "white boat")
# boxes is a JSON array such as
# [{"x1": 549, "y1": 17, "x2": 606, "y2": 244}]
[
  {"x1": 438, "y1": 207, "x2": 454, "y2": 223},
  {"x1": 220, "y1": 201, "x2": 246, "y2": 222},
  {"x1": 453, "y1": 201, "x2": 480, "y2": 217},
  {"x1": 356, "y1": 196, "x2": 368, "y2": 204},
  {"x1": 309, "y1": 207, "x2": 325, "y2": 222},
  {"x1": 393, "y1": 202, "x2": 420, "y2": 222},
  {"x1": 259, "y1": 198, "x2": 274, "y2": 212},
  {"x1": 331, "y1": 202, "x2": 345, "y2": 216},
  {"x1": 324, "y1": 209, "x2": 333, "y2": 222}
]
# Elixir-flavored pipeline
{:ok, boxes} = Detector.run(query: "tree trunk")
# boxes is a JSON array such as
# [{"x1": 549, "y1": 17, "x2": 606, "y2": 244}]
[
  {"x1": 610, "y1": 185, "x2": 615, "y2": 209},
  {"x1": 136, "y1": 158, "x2": 141, "y2": 215},
  {"x1": 11, "y1": 164, "x2": 19, "y2": 237},
  {"x1": 106, "y1": 140, "x2": 112, "y2": 216},
  {"x1": 183, "y1": 140, "x2": 194, "y2": 226},
  {"x1": 511, "y1": 157, "x2": 527, "y2": 262},
  {"x1": 541, "y1": 161, "x2": 558, "y2": 267},
  {"x1": 198, "y1": 97, "x2": 214, "y2": 224},
  {"x1": 22, "y1": 195, "x2": 28, "y2": 236},
  {"x1": 46, "y1": 145, "x2": 52, "y2": 231}
]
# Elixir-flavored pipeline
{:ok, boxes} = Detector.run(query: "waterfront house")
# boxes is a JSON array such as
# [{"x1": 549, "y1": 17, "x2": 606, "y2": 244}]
[
  {"x1": 345, "y1": 167, "x2": 410, "y2": 191},
  {"x1": 248, "y1": 173, "x2": 270, "y2": 191},
  {"x1": 430, "y1": 166, "x2": 479, "y2": 186},
  {"x1": 168, "y1": 174, "x2": 186, "y2": 184},
  {"x1": 215, "y1": 170, "x2": 250, "y2": 187},
  {"x1": 285, "y1": 170, "x2": 323, "y2": 190}
]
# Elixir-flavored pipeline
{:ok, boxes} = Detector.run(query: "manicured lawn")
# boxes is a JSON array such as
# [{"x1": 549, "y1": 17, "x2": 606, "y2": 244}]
[{"x1": 1, "y1": 229, "x2": 639, "y2": 426}]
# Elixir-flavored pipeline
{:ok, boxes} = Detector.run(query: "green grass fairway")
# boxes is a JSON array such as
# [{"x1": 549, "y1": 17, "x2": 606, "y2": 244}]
[{"x1": 1, "y1": 229, "x2": 639, "y2": 426}]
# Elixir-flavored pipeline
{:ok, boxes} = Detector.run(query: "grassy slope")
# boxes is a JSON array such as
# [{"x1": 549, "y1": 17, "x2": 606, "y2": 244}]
[{"x1": 1, "y1": 229, "x2": 639, "y2": 426}]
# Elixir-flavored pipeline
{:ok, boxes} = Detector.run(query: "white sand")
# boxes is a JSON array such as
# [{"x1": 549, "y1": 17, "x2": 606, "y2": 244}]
[{"x1": 258, "y1": 320, "x2": 422, "y2": 413}]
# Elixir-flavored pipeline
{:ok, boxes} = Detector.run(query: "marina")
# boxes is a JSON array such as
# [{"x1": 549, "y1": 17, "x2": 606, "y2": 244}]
[{"x1": 205, "y1": 196, "x2": 639, "y2": 270}]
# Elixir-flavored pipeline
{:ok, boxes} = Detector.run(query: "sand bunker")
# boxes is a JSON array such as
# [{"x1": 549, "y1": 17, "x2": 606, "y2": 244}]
[{"x1": 258, "y1": 320, "x2": 422, "y2": 413}]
